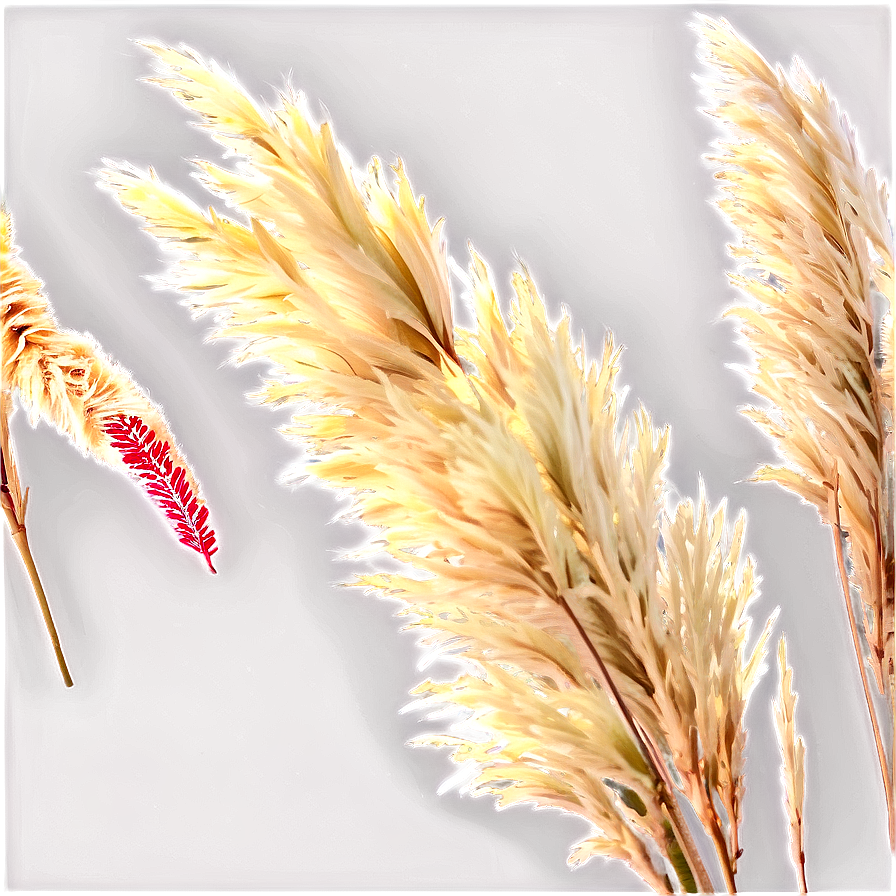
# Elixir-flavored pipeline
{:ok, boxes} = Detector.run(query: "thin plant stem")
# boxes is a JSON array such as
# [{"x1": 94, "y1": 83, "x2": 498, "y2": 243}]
[
  {"x1": 828, "y1": 474, "x2": 893, "y2": 848},
  {"x1": 1, "y1": 500, "x2": 73, "y2": 688},
  {"x1": 704, "y1": 801, "x2": 737, "y2": 893},
  {"x1": 797, "y1": 848, "x2": 808, "y2": 894},
  {"x1": 558, "y1": 595, "x2": 713, "y2": 893},
  {"x1": 1, "y1": 416, "x2": 73, "y2": 688}
]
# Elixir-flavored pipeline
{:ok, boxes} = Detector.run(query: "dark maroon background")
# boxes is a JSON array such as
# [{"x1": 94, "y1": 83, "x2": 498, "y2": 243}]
[{"x1": 3, "y1": 3, "x2": 892, "y2": 891}]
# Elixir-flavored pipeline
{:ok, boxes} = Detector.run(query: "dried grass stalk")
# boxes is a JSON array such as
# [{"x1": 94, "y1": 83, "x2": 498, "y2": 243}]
[
  {"x1": 695, "y1": 16, "x2": 893, "y2": 695},
  {"x1": 0, "y1": 387, "x2": 72, "y2": 685},
  {"x1": 774, "y1": 638, "x2": 807, "y2": 893},
  {"x1": 101, "y1": 42, "x2": 776, "y2": 892},
  {"x1": 696, "y1": 14, "x2": 894, "y2": 846}
]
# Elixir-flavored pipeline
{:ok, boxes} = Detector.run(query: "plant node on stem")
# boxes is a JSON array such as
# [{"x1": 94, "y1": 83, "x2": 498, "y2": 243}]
[{"x1": 1, "y1": 416, "x2": 73, "y2": 688}]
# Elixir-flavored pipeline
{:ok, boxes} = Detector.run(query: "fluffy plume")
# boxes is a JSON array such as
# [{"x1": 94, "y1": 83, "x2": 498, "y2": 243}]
[
  {"x1": 101, "y1": 42, "x2": 776, "y2": 892},
  {"x1": 696, "y1": 14, "x2": 893, "y2": 687},
  {"x1": 696, "y1": 14, "x2": 894, "y2": 845},
  {"x1": 1, "y1": 208, "x2": 217, "y2": 572},
  {"x1": 774, "y1": 638, "x2": 807, "y2": 893}
]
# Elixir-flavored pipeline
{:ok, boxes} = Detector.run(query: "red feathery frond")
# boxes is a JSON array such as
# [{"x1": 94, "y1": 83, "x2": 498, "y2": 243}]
[{"x1": 105, "y1": 414, "x2": 218, "y2": 573}]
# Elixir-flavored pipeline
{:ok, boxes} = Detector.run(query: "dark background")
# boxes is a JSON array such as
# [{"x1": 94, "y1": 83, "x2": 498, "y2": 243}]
[{"x1": 4, "y1": 4, "x2": 891, "y2": 889}]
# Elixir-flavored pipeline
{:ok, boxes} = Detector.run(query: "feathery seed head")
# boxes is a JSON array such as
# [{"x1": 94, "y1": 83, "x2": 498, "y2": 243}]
[
  {"x1": 697, "y1": 14, "x2": 894, "y2": 696},
  {"x1": 102, "y1": 40, "x2": 777, "y2": 890},
  {"x1": 774, "y1": 637, "x2": 807, "y2": 892},
  {"x1": 1, "y1": 207, "x2": 217, "y2": 569}
]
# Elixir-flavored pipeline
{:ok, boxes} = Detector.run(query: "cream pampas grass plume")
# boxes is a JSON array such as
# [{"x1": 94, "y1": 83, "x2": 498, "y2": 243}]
[
  {"x1": 697, "y1": 15, "x2": 895, "y2": 848},
  {"x1": 100, "y1": 42, "x2": 775, "y2": 892},
  {"x1": 1, "y1": 208, "x2": 218, "y2": 684},
  {"x1": 774, "y1": 638, "x2": 807, "y2": 893}
]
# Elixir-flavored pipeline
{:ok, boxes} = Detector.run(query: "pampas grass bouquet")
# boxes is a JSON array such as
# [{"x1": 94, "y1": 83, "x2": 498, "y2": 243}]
[{"x1": 3, "y1": 5, "x2": 892, "y2": 892}]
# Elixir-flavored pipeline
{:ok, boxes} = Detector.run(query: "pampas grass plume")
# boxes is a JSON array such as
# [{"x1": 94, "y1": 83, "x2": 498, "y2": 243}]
[
  {"x1": 697, "y1": 13, "x2": 894, "y2": 849},
  {"x1": 98, "y1": 40, "x2": 781, "y2": 892}
]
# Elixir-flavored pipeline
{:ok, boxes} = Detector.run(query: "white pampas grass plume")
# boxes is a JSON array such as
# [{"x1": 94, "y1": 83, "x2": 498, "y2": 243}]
[{"x1": 99, "y1": 40, "x2": 779, "y2": 892}]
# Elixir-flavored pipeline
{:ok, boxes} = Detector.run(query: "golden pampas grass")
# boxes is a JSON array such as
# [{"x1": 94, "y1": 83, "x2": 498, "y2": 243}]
[
  {"x1": 99, "y1": 42, "x2": 778, "y2": 892},
  {"x1": 697, "y1": 14, "x2": 895, "y2": 848},
  {"x1": 1, "y1": 207, "x2": 218, "y2": 684}
]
